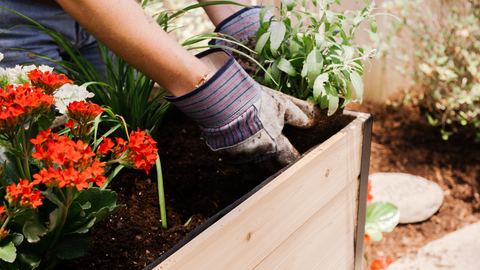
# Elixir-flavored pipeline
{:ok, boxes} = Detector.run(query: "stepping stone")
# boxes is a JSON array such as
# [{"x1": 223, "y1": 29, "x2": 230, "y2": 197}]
[
  {"x1": 387, "y1": 221, "x2": 480, "y2": 270},
  {"x1": 369, "y1": 173, "x2": 443, "y2": 224}
]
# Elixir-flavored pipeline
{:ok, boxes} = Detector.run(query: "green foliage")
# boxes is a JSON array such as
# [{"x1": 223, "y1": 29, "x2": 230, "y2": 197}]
[
  {"x1": 255, "y1": 0, "x2": 379, "y2": 115},
  {"x1": 365, "y1": 201, "x2": 400, "y2": 241},
  {"x1": 382, "y1": 0, "x2": 480, "y2": 141}
]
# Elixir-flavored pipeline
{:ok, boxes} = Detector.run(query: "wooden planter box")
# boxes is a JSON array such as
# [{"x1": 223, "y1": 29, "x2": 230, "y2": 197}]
[{"x1": 145, "y1": 110, "x2": 373, "y2": 270}]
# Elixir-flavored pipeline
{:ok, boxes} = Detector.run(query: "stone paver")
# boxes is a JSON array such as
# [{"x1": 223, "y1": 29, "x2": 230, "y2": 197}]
[
  {"x1": 370, "y1": 173, "x2": 444, "y2": 223},
  {"x1": 387, "y1": 221, "x2": 480, "y2": 270}
]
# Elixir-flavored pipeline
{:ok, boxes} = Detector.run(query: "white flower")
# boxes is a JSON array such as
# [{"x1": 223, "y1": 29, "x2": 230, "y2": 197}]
[
  {"x1": 6, "y1": 65, "x2": 23, "y2": 83},
  {"x1": 363, "y1": 49, "x2": 377, "y2": 60},
  {"x1": 0, "y1": 52, "x2": 4, "y2": 62},
  {"x1": 54, "y1": 84, "x2": 95, "y2": 114},
  {"x1": 38, "y1": 65, "x2": 54, "y2": 73}
]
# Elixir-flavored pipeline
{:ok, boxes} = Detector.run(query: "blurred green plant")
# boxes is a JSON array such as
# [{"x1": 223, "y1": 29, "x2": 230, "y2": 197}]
[
  {"x1": 382, "y1": 0, "x2": 480, "y2": 141},
  {"x1": 255, "y1": 0, "x2": 379, "y2": 116}
]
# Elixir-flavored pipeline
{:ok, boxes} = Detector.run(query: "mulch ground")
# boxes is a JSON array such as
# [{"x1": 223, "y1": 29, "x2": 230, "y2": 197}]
[
  {"x1": 65, "y1": 100, "x2": 480, "y2": 269},
  {"x1": 345, "y1": 101, "x2": 480, "y2": 269}
]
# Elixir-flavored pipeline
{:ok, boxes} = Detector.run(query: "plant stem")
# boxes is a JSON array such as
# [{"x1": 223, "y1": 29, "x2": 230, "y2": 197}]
[
  {"x1": 102, "y1": 164, "x2": 125, "y2": 189},
  {"x1": 48, "y1": 188, "x2": 72, "y2": 252},
  {"x1": 1, "y1": 215, "x2": 12, "y2": 231},
  {"x1": 10, "y1": 138, "x2": 27, "y2": 180},
  {"x1": 20, "y1": 126, "x2": 31, "y2": 181},
  {"x1": 155, "y1": 154, "x2": 167, "y2": 229}
]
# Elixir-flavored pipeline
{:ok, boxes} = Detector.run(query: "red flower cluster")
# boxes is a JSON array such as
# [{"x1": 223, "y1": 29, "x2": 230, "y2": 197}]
[
  {"x1": 367, "y1": 179, "x2": 373, "y2": 205},
  {"x1": 28, "y1": 69, "x2": 72, "y2": 95},
  {"x1": 0, "y1": 83, "x2": 55, "y2": 137},
  {"x1": 370, "y1": 257, "x2": 393, "y2": 270},
  {"x1": 5, "y1": 179, "x2": 43, "y2": 209},
  {"x1": 67, "y1": 101, "x2": 105, "y2": 125},
  {"x1": 30, "y1": 129, "x2": 107, "y2": 191},
  {"x1": 100, "y1": 129, "x2": 158, "y2": 174}
]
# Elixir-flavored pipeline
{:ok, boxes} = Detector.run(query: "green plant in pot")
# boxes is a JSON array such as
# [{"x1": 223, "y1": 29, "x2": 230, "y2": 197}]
[
  {"x1": 255, "y1": 0, "x2": 378, "y2": 115},
  {"x1": 210, "y1": 0, "x2": 379, "y2": 150}
]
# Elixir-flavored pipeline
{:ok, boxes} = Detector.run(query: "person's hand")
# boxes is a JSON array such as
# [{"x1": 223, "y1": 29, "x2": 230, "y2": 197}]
[{"x1": 165, "y1": 49, "x2": 319, "y2": 169}]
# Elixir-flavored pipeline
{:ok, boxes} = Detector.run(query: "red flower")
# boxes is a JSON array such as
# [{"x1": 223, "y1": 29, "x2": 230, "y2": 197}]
[
  {"x1": 367, "y1": 179, "x2": 373, "y2": 205},
  {"x1": 126, "y1": 129, "x2": 158, "y2": 174},
  {"x1": 0, "y1": 84, "x2": 54, "y2": 137},
  {"x1": 31, "y1": 134, "x2": 107, "y2": 190},
  {"x1": 5, "y1": 179, "x2": 43, "y2": 209},
  {"x1": 371, "y1": 258, "x2": 393, "y2": 270},
  {"x1": 67, "y1": 101, "x2": 104, "y2": 125},
  {"x1": 97, "y1": 137, "x2": 114, "y2": 156},
  {"x1": 0, "y1": 229, "x2": 8, "y2": 240},
  {"x1": 28, "y1": 69, "x2": 73, "y2": 95},
  {"x1": 364, "y1": 234, "x2": 371, "y2": 242}
]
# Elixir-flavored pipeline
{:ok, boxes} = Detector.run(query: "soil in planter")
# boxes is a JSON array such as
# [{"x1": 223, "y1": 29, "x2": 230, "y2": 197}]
[
  {"x1": 65, "y1": 111, "x2": 268, "y2": 269},
  {"x1": 63, "y1": 98, "x2": 480, "y2": 270}
]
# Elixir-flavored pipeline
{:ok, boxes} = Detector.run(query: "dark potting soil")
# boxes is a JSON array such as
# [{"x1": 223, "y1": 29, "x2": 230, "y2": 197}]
[{"x1": 65, "y1": 110, "x2": 269, "y2": 269}]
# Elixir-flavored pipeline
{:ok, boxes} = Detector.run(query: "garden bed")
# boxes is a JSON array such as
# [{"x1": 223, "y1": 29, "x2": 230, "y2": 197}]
[
  {"x1": 65, "y1": 108, "x2": 371, "y2": 269},
  {"x1": 64, "y1": 100, "x2": 480, "y2": 270}
]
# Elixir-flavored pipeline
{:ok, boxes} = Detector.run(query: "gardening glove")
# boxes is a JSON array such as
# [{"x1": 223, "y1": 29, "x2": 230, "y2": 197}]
[
  {"x1": 164, "y1": 48, "x2": 320, "y2": 168},
  {"x1": 209, "y1": 6, "x2": 276, "y2": 47}
]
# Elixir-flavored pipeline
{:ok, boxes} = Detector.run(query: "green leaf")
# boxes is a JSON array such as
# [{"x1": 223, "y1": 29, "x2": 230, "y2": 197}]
[
  {"x1": 306, "y1": 48, "x2": 324, "y2": 85},
  {"x1": 255, "y1": 32, "x2": 271, "y2": 55},
  {"x1": 0, "y1": 241, "x2": 16, "y2": 263},
  {"x1": 270, "y1": 21, "x2": 286, "y2": 53},
  {"x1": 259, "y1": 5, "x2": 276, "y2": 29},
  {"x1": 69, "y1": 218, "x2": 96, "y2": 234},
  {"x1": 315, "y1": 33, "x2": 325, "y2": 51},
  {"x1": 353, "y1": 15, "x2": 364, "y2": 26},
  {"x1": 43, "y1": 188, "x2": 64, "y2": 207},
  {"x1": 47, "y1": 207, "x2": 62, "y2": 232},
  {"x1": 313, "y1": 73, "x2": 329, "y2": 100},
  {"x1": 23, "y1": 214, "x2": 47, "y2": 243},
  {"x1": 342, "y1": 45, "x2": 354, "y2": 61},
  {"x1": 281, "y1": 0, "x2": 295, "y2": 11},
  {"x1": 350, "y1": 71, "x2": 364, "y2": 102},
  {"x1": 17, "y1": 253, "x2": 41, "y2": 270},
  {"x1": 8, "y1": 233, "x2": 23, "y2": 247},
  {"x1": 365, "y1": 202, "x2": 400, "y2": 242},
  {"x1": 366, "y1": 29, "x2": 380, "y2": 48},
  {"x1": 306, "y1": 96, "x2": 318, "y2": 104},
  {"x1": 276, "y1": 58, "x2": 297, "y2": 76},
  {"x1": 37, "y1": 114, "x2": 53, "y2": 131},
  {"x1": 319, "y1": 85, "x2": 330, "y2": 109},
  {"x1": 325, "y1": 10, "x2": 334, "y2": 22},
  {"x1": 0, "y1": 149, "x2": 23, "y2": 185},
  {"x1": 326, "y1": 84, "x2": 339, "y2": 116},
  {"x1": 74, "y1": 188, "x2": 124, "y2": 224},
  {"x1": 369, "y1": 19, "x2": 378, "y2": 33},
  {"x1": 55, "y1": 230, "x2": 93, "y2": 260}
]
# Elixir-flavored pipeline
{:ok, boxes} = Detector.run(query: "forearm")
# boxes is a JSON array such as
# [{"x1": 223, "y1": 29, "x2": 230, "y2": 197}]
[{"x1": 55, "y1": 0, "x2": 209, "y2": 96}]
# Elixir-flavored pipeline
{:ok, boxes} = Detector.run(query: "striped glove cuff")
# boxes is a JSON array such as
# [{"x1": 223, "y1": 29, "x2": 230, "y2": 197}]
[
  {"x1": 210, "y1": 6, "x2": 276, "y2": 47},
  {"x1": 165, "y1": 49, "x2": 263, "y2": 148}
]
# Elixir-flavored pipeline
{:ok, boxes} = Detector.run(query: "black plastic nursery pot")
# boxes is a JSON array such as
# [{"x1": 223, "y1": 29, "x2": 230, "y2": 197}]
[{"x1": 144, "y1": 110, "x2": 373, "y2": 270}]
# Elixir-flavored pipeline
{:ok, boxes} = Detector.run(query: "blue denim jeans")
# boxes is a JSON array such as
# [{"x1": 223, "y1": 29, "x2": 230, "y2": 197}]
[{"x1": 0, "y1": 0, "x2": 105, "y2": 74}]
